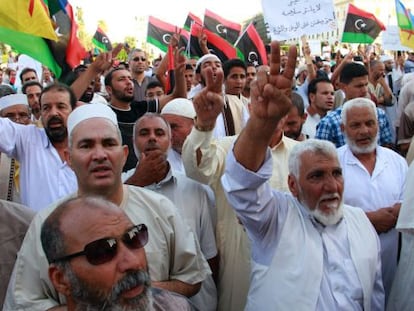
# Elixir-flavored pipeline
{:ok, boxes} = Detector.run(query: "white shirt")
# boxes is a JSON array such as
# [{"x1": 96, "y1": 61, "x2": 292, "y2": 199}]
[
  {"x1": 302, "y1": 109, "x2": 321, "y2": 139},
  {"x1": 167, "y1": 149, "x2": 185, "y2": 173},
  {"x1": 0, "y1": 118, "x2": 77, "y2": 210},
  {"x1": 221, "y1": 148, "x2": 384, "y2": 311},
  {"x1": 337, "y1": 145, "x2": 407, "y2": 298}
]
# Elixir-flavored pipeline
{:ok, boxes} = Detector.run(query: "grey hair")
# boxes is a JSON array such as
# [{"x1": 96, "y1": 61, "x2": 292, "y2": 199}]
[
  {"x1": 132, "y1": 112, "x2": 172, "y2": 159},
  {"x1": 341, "y1": 97, "x2": 377, "y2": 125},
  {"x1": 288, "y1": 139, "x2": 338, "y2": 179}
]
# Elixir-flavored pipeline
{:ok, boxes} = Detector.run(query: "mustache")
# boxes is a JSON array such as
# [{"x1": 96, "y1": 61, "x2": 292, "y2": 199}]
[
  {"x1": 46, "y1": 116, "x2": 63, "y2": 126},
  {"x1": 111, "y1": 270, "x2": 151, "y2": 299},
  {"x1": 317, "y1": 193, "x2": 341, "y2": 208}
]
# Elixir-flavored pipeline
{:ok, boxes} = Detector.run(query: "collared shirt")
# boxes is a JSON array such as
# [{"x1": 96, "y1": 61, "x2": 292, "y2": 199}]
[
  {"x1": 221, "y1": 148, "x2": 384, "y2": 311},
  {"x1": 302, "y1": 109, "x2": 321, "y2": 139},
  {"x1": 315, "y1": 106, "x2": 393, "y2": 147},
  {"x1": 124, "y1": 167, "x2": 218, "y2": 311},
  {"x1": 4, "y1": 185, "x2": 209, "y2": 311},
  {"x1": 0, "y1": 118, "x2": 77, "y2": 211},
  {"x1": 337, "y1": 144, "x2": 407, "y2": 298}
]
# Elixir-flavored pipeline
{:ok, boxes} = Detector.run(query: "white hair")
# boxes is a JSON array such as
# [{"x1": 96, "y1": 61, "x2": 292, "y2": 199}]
[
  {"x1": 288, "y1": 139, "x2": 338, "y2": 179},
  {"x1": 341, "y1": 97, "x2": 377, "y2": 125}
]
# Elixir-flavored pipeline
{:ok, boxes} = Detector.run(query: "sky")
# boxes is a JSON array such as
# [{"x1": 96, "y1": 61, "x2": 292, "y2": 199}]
[{"x1": 70, "y1": 0, "x2": 263, "y2": 43}]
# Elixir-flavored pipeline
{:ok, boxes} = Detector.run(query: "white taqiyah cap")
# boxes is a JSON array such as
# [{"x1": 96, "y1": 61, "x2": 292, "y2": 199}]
[
  {"x1": 67, "y1": 103, "x2": 118, "y2": 136},
  {"x1": 0, "y1": 94, "x2": 28, "y2": 111},
  {"x1": 161, "y1": 98, "x2": 196, "y2": 119},
  {"x1": 195, "y1": 54, "x2": 221, "y2": 71},
  {"x1": 380, "y1": 55, "x2": 393, "y2": 63}
]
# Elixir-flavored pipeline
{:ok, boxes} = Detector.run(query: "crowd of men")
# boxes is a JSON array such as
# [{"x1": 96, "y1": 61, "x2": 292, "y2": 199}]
[{"x1": 1, "y1": 35, "x2": 414, "y2": 311}]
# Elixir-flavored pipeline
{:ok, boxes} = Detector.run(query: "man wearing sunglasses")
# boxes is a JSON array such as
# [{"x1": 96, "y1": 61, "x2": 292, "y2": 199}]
[
  {"x1": 128, "y1": 49, "x2": 154, "y2": 102},
  {"x1": 41, "y1": 196, "x2": 193, "y2": 311},
  {"x1": 4, "y1": 103, "x2": 209, "y2": 310}
]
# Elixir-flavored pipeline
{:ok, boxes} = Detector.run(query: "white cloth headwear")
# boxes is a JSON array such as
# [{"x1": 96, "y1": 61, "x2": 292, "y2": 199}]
[
  {"x1": 380, "y1": 55, "x2": 393, "y2": 63},
  {"x1": 195, "y1": 54, "x2": 221, "y2": 71},
  {"x1": 161, "y1": 98, "x2": 196, "y2": 119},
  {"x1": 67, "y1": 103, "x2": 118, "y2": 136},
  {"x1": 0, "y1": 94, "x2": 28, "y2": 111}
]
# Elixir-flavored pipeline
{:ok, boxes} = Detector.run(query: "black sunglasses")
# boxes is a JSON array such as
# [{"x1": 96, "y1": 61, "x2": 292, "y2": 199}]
[
  {"x1": 132, "y1": 57, "x2": 146, "y2": 62},
  {"x1": 51, "y1": 224, "x2": 148, "y2": 265}
]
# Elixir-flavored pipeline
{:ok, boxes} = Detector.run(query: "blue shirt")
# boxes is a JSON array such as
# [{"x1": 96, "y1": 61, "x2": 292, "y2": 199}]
[{"x1": 315, "y1": 106, "x2": 393, "y2": 147}]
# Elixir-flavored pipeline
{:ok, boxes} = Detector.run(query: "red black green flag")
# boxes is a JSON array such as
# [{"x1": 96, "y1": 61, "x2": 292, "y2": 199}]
[
  {"x1": 183, "y1": 12, "x2": 203, "y2": 31},
  {"x1": 203, "y1": 9, "x2": 241, "y2": 44},
  {"x1": 92, "y1": 27, "x2": 112, "y2": 52},
  {"x1": 147, "y1": 16, "x2": 188, "y2": 53},
  {"x1": 341, "y1": 4, "x2": 386, "y2": 44},
  {"x1": 235, "y1": 23, "x2": 267, "y2": 66},
  {"x1": 189, "y1": 22, "x2": 236, "y2": 61}
]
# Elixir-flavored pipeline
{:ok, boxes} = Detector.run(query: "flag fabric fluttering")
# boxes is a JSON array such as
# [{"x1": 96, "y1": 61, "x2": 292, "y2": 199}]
[
  {"x1": 395, "y1": 0, "x2": 414, "y2": 49},
  {"x1": 92, "y1": 27, "x2": 112, "y2": 52},
  {"x1": 46, "y1": 2, "x2": 87, "y2": 79},
  {"x1": 235, "y1": 23, "x2": 267, "y2": 66},
  {"x1": 189, "y1": 22, "x2": 236, "y2": 62},
  {"x1": 0, "y1": 0, "x2": 58, "y2": 40},
  {"x1": 341, "y1": 4, "x2": 386, "y2": 44},
  {"x1": 147, "y1": 16, "x2": 188, "y2": 53},
  {"x1": 203, "y1": 9, "x2": 241, "y2": 44},
  {"x1": 0, "y1": 0, "x2": 86, "y2": 80},
  {"x1": 183, "y1": 12, "x2": 203, "y2": 32}
]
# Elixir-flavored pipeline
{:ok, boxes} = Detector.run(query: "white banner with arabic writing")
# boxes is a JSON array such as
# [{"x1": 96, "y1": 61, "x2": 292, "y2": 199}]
[
  {"x1": 262, "y1": 0, "x2": 337, "y2": 41},
  {"x1": 382, "y1": 25, "x2": 411, "y2": 51}
]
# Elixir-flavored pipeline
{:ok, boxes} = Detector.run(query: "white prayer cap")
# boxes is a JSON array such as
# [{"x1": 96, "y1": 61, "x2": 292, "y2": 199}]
[
  {"x1": 322, "y1": 61, "x2": 331, "y2": 67},
  {"x1": 195, "y1": 54, "x2": 221, "y2": 72},
  {"x1": 67, "y1": 103, "x2": 118, "y2": 136},
  {"x1": 0, "y1": 94, "x2": 28, "y2": 111},
  {"x1": 380, "y1": 55, "x2": 393, "y2": 63},
  {"x1": 161, "y1": 98, "x2": 196, "y2": 119}
]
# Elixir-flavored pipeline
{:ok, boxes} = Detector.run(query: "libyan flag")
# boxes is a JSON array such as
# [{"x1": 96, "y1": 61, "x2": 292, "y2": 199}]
[
  {"x1": 342, "y1": 4, "x2": 385, "y2": 43},
  {"x1": 203, "y1": 9, "x2": 241, "y2": 45},
  {"x1": 189, "y1": 22, "x2": 236, "y2": 62},
  {"x1": 235, "y1": 23, "x2": 267, "y2": 66},
  {"x1": 92, "y1": 27, "x2": 112, "y2": 52},
  {"x1": 147, "y1": 16, "x2": 188, "y2": 53},
  {"x1": 183, "y1": 12, "x2": 203, "y2": 32}
]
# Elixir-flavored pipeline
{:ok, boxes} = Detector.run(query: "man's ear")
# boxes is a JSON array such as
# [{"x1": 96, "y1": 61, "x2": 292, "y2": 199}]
[
  {"x1": 122, "y1": 145, "x2": 129, "y2": 167},
  {"x1": 48, "y1": 265, "x2": 71, "y2": 296},
  {"x1": 340, "y1": 123, "x2": 345, "y2": 133},
  {"x1": 64, "y1": 147, "x2": 72, "y2": 167},
  {"x1": 288, "y1": 174, "x2": 299, "y2": 198}
]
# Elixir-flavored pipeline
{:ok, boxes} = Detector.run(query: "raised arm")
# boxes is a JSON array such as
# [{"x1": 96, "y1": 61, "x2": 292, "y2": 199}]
[
  {"x1": 158, "y1": 47, "x2": 187, "y2": 109},
  {"x1": 233, "y1": 41, "x2": 297, "y2": 172},
  {"x1": 71, "y1": 44, "x2": 123, "y2": 100}
]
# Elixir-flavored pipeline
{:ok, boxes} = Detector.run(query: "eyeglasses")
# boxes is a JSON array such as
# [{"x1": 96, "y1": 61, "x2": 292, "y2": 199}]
[
  {"x1": 51, "y1": 224, "x2": 148, "y2": 265},
  {"x1": 132, "y1": 57, "x2": 146, "y2": 62}
]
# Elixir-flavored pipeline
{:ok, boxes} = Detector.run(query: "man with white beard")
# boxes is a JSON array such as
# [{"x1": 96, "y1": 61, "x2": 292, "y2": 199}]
[
  {"x1": 220, "y1": 41, "x2": 384, "y2": 310},
  {"x1": 337, "y1": 97, "x2": 408, "y2": 303}
]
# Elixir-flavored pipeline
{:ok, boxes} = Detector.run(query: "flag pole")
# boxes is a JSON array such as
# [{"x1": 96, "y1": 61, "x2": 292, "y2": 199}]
[
  {"x1": 340, "y1": 4, "x2": 350, "y2": 43},
  {"x1": 233, "y1": 21, "x2": 252, "y2": 47}
]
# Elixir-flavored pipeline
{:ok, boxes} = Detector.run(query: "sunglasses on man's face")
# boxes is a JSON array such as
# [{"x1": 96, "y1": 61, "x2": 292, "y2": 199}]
[
  {"x1": 51, "y1": 224, "x2": 148, "y2": 265},
  {"x1": 132, "y1": 57, "x2": 146, "y2": 62}
]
